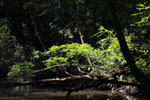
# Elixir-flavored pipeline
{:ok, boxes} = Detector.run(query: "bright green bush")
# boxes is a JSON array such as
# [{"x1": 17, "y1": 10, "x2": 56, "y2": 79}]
[
  {"x1": 42, "y1": 43, "x2": 95, "y2": 66},
  {"x1": 7, "y1": 61, "x2": 34, "y2": 81},
  {"x1": 33, "y1": 41, "x2": 126, "y2": 74}
]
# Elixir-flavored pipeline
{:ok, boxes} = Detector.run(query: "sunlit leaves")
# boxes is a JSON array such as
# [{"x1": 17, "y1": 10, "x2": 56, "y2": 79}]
[
  {"x1": 95, "y1": 26, "x2": 126, "y2": 70},
  {"x1": 130, "y1": 2, "x2": 150, "y2": 72},
  {"x1": 137, "y1": 3, "x2": 150, "y2": 11},
  {"x1": 42, "y1": 43, "x2": 95, "y2": 67},
  {"x1": 40, "y1": 36, "x2": 126, "y2": 73},
  {"x1": 7, "y1": 62, "x2": 34, "y2": 81},
  {"x1": 94, "y1": 26, "x2": 114, "y2": 38},
  {"x1": 43, "y1": 57, "x2": 68, "y2": 67}
]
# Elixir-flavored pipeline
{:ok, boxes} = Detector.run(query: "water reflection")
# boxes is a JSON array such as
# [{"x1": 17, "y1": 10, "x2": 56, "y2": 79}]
[{"x1": 0, "y1": 86, "x2": 109, "y2": 100}]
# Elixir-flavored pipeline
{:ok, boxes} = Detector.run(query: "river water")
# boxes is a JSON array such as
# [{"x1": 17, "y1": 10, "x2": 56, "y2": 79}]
[{"x1": 0, "y1": 85, "x2": 111, "y2": 100}]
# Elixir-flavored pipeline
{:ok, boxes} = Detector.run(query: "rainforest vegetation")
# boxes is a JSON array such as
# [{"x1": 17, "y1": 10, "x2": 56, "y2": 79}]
[{"x1": 0, "y1": 0, "x2": 150, "y2": 100}]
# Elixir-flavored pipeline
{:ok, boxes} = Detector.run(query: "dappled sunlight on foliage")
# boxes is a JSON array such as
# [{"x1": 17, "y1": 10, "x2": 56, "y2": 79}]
[
  {"x1": 130, "y1": 2, "x2": 150, "y2": 73},
  {"x1": 1, "y1": 0, "x2": 150, "y2": 99},
  {"x1": 7, "y1": 62, "x2": 34, "y2": 81}
]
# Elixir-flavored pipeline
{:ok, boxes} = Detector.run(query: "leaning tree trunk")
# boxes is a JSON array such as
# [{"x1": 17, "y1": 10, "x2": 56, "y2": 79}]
[{"x1": 104, "y1": 0, "x2": 150, "y2": 99}]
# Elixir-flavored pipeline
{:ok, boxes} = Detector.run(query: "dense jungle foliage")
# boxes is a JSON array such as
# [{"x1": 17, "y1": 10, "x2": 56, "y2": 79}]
[{"x1": 0, "y1": 0, "x2": 150, "y2": 99}]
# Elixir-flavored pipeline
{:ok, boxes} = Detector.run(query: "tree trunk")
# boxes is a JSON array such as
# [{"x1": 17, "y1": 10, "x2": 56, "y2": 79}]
[{"x1": 104, "y1": 0, "x2": 150, "y2": 98}]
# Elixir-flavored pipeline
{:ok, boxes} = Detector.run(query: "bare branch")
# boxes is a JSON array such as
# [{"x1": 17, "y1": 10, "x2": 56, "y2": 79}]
[{"x1": 33, "y1": 64, "x2": 109, "y2": 73}]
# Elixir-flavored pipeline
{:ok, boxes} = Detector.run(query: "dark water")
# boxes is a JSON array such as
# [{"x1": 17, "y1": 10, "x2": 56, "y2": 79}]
[{"x1": 0, "y1": 85, "x2": 110, "y2": 100}]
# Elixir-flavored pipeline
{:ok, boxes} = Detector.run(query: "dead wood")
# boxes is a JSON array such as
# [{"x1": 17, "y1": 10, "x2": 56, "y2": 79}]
[
  {"x1": 33, "y1": 64, "x2": 108, "y2": 74},
  {"x1": 1, "y1": 74, "x2": 140, "y2": 88}
]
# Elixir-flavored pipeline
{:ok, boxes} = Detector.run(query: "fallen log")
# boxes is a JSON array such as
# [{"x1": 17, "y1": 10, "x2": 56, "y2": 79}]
[
  {"x1": 1, "y1": 74, "x2": 140, "y2": 88},
  {"x1": 1, "y1": 74, "x2": 141, "y2": 100}
]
